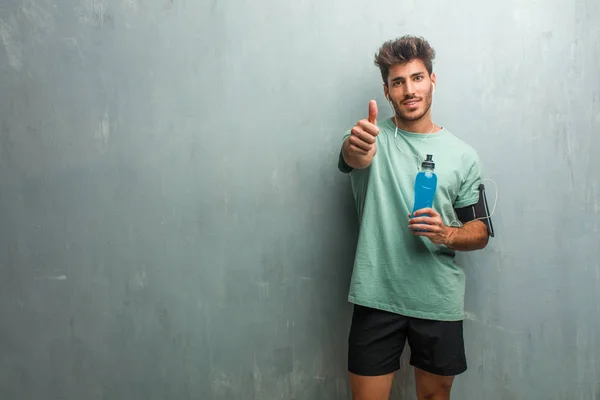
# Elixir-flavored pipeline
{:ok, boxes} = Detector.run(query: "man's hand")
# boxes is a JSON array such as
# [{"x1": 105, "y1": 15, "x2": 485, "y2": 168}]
[
  {"x1": 342, "y1": 100, "x2": 379, "y2": 169},
  {"x1": 408, "y1": 208, "x2": 452, "y2": 246},
  {"x1": 408, "y1": 207, "x2": 489, "y2": 251}
]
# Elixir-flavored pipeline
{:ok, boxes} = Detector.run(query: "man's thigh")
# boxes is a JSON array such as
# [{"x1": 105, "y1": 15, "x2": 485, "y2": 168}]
[
  {"x1": 407, "y1": 317, "x2": 466, "y2": 399},
  {"x1": 406, "y1": 317, "x2": 467, "y2": 376},
  {"x1": 347, "y1": 304, "x2": 409, "y2": 399}
]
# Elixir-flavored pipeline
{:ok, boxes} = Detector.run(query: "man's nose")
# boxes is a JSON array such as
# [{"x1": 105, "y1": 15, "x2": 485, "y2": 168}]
[{"x1": 404, "y1": 81, "x2": 416, "y2": 97}]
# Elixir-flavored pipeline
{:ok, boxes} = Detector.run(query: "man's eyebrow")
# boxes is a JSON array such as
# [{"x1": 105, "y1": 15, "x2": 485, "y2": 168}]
[{"x1": 390, "y1": 72, "x2": 425, "y2": 82}]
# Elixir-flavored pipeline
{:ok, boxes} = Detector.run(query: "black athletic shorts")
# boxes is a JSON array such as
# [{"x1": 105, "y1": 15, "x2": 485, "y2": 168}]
[{"x1": 348, "y1": 304, "x2": 467, "y2": 377}]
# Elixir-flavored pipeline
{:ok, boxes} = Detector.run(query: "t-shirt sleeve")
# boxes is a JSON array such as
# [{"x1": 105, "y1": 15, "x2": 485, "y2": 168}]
[{"x1": 453, "y1": 153, "x2": 483, "y2": 208}]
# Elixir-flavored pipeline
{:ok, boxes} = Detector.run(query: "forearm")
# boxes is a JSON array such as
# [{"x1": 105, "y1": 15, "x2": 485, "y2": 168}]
[
  {"x1": 444, "y1": 220, "x2": 489, "y2": 251},
  {"x1": 342, "y1": 138, "x2": 375, "y2": 169}
]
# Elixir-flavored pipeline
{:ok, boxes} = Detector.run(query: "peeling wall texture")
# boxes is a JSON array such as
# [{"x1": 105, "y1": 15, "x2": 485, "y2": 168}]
[{"x1": 1, "y1": 1, "x2": 599, "y2": 399}]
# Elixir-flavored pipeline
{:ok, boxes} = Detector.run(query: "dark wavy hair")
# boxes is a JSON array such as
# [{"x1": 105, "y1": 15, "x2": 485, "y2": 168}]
[{"x1": 374, "y1": 35, "x2": 436, "y2": 84}]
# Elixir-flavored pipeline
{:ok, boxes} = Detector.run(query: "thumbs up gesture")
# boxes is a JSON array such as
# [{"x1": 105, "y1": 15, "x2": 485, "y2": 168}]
[
  {"x1": 368, "y1": 99, "x2": 378, "y2": 125},
  {"x1": 342, "y1": 100, "x2": 380, "y2": 169}
]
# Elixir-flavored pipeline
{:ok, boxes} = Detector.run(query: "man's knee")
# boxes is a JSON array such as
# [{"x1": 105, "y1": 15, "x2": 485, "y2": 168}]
[
  {"x1": 415, "y1": 368, "x2": 454, "y2": 400},
  {"x1": 349, "y1": 372, "x2": 395, "y2": 400},
  {"x1": 418, "y1": 380, "x2": 453, "y2": 399}
]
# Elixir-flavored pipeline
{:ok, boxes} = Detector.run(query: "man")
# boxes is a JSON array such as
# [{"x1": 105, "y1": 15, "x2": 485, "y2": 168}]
[{"x1": 338, "y1": 35, "x2": 494, "y2": 400}]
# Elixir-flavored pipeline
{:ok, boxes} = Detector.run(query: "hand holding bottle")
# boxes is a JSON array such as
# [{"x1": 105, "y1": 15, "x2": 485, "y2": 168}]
[{"x1": 408, "y1": 208, "x2": 452, "y2": 245}]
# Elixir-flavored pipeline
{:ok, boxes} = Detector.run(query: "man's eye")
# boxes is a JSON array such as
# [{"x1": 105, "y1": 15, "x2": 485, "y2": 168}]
[{"x1": 415, "y1": 76, "x2": 423, "y2": 81}]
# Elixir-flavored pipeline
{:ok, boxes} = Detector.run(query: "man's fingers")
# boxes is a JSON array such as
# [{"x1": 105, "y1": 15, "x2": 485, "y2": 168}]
[
  {"x1": 344, "y1": 105, "x2": 378, "y2": 158},
  {"x1": 357, "y1": 120, "x2": 380, "y2": 136},
  {"x1": 409, "y1": 224, "x2": 438, "y2": 232},
  {"x1": 348, "y1": 134, "x2": 372, "y2": 152},
  {"x1": 348, "y1": 143, "x2": 369, "y2": 155},
  {"x1": 413, "y1": 208, "x2": 438, "y2": 217},
  {"x1": 368, "y1": 100, "x2": 378, "y2": 125},
  {"x1": 413, "y1": 208, "x2": 433, "y2": 216},
  {"x1": 409, "y1": 216, "x2": 434, "y2": 225},
  {"x1": 351, "y1": 126, "x2": 376, "y2": 144}
]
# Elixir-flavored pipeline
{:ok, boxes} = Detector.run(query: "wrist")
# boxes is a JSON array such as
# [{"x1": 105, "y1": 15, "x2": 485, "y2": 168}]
[
  {"x1": 343, "y1": 139, "x2": 374, "y2": 169},
  {"x1": 443, "y1": 226, "x2": 458, "y2": 248}
]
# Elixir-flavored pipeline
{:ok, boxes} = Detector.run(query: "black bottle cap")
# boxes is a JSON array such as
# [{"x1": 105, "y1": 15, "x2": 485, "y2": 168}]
[{"x1": 422, "y1": 154, "x2": 435, "y2": 169}]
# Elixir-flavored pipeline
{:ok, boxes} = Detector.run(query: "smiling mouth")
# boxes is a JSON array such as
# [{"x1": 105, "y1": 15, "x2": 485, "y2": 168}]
[{"x1": 403, "y1": 99, "x2": 421, "y2": 108}]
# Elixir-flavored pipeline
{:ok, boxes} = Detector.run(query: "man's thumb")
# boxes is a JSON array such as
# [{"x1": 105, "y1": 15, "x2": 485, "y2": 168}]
[{"x1": 368, "y1": 100, "x2": 378, "y2": 125}]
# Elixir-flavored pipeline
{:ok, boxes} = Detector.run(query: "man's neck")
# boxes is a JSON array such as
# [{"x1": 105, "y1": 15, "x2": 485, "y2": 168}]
[{"x1": 393, "y1": 113, "x2": 437, "y2": 134}]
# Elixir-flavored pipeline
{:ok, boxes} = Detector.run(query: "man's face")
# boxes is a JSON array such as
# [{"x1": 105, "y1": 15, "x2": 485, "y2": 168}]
[{"x1": 384, "y1": 59, "x2": 435, "y2": 122}]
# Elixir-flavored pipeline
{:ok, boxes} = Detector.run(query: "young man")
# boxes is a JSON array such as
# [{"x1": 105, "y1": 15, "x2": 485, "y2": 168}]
[{"x1": 338, "y1": 36, "x2": 494, "y2": 400}]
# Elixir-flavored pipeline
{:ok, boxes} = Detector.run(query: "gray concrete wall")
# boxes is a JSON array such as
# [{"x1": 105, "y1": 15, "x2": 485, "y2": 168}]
[{"x1": 1, "y1": 0, "x2": 599, "y2": 399}]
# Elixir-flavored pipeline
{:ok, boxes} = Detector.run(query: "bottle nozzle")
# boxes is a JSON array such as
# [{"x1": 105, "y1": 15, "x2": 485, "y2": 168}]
[{"x1": 421, "y1": 154, "x2": 435, "y2": 169}]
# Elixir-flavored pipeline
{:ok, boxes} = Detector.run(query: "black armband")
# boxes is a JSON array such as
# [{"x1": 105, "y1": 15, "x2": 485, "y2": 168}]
[{"x1": 454, "y1": 183, "x2": 495, "y2": 237}]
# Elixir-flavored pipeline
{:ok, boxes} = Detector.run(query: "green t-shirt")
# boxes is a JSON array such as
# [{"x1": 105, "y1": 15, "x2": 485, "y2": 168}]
[{"x1": 339, "y1": 117, "x2": 483, "y2": 321}]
